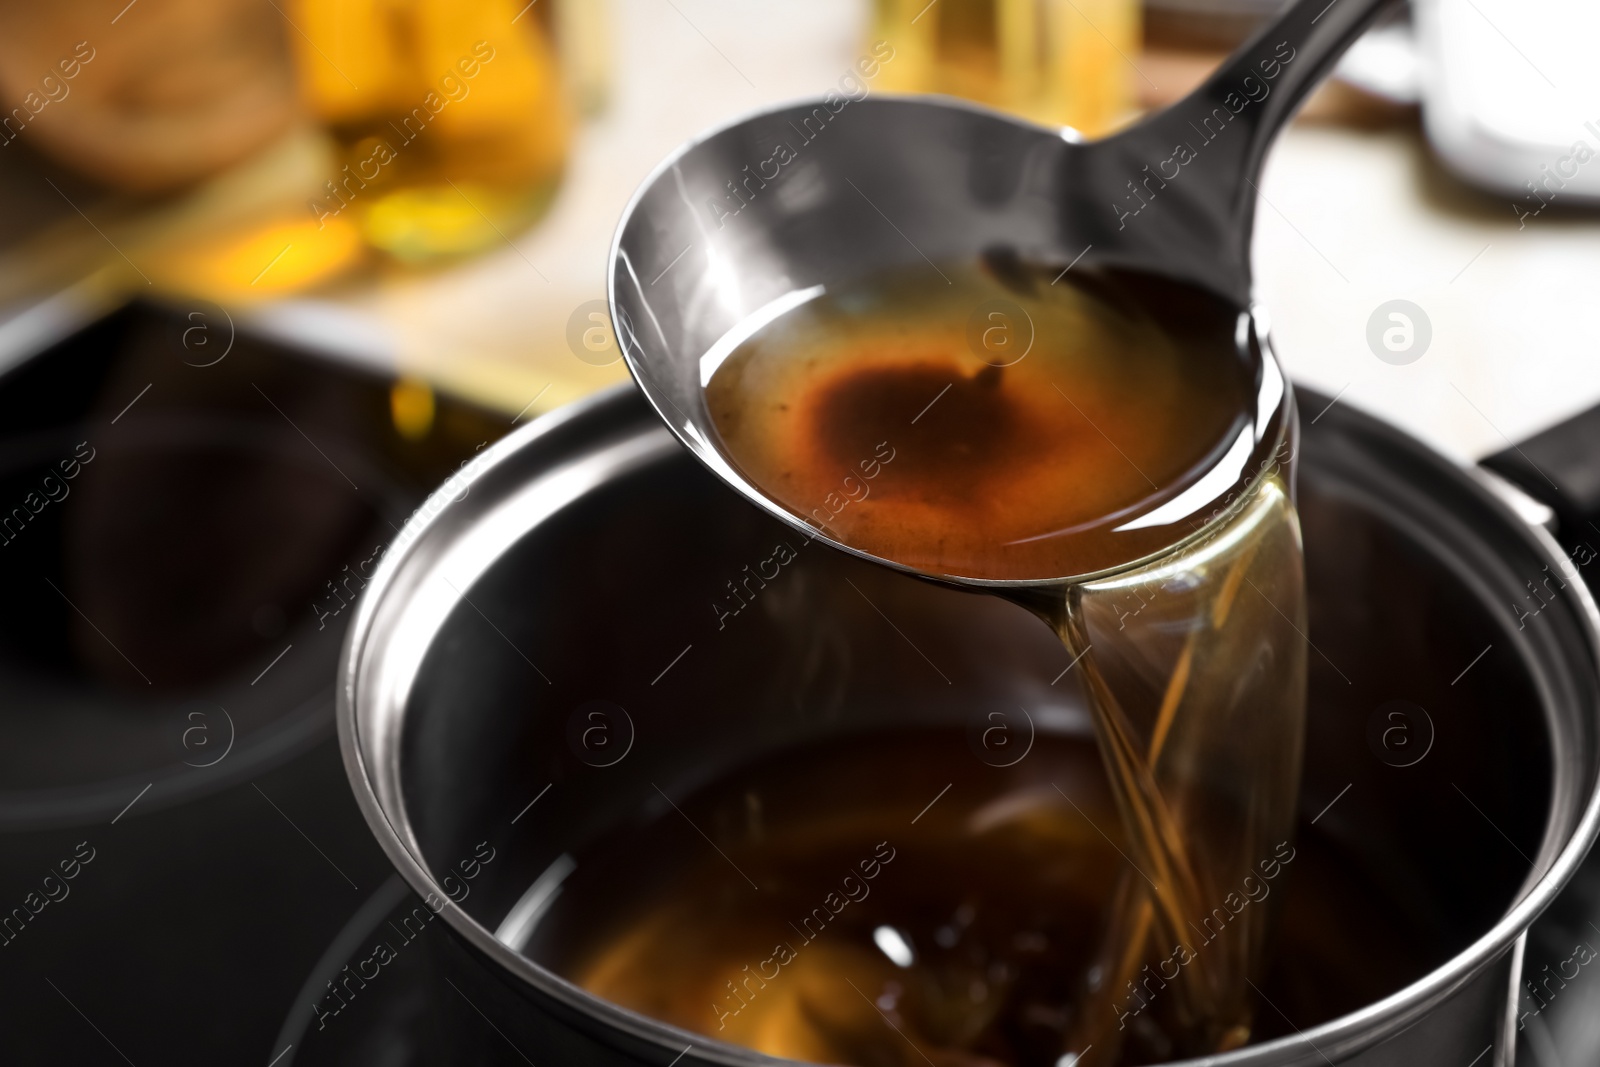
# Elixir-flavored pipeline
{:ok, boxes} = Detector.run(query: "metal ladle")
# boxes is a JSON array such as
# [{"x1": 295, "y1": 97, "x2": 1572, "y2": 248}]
[
  {"x1": 610, "y1": 0, "x2": 1394, "y2": 600},
  {"x1": 609, "y1": 0, "x2": 1394, "y2": 1061}
]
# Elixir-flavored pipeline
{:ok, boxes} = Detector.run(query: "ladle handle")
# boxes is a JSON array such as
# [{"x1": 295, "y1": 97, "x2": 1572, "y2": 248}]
[{"x1": 1097, "y1": 0, "x2": 1399, "y2": 304}]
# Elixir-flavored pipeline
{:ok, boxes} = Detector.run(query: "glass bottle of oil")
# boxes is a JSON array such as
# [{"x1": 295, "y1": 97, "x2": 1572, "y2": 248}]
[
  {"x1": 872, "y1": 0, "x2": 1141, "y2": 137},
  {"x1": 287, "y1": 0, "x2": 572, "y2": 264}
]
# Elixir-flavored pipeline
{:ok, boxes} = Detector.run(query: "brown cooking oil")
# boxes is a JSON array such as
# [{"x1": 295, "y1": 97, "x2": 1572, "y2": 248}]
[
  {"x1": 702, "y1": 260, "x2": 1260, "y2": 582},
  {"x1": 603, "y1": 259, "x2": 1306, "y2": 1064},
  {"x1": 553, "y1": 732, "x2": 1124, "y2": 1067},
  {"x1": 539, "y1": 729, "x2": 1421, "y2": 1067}
]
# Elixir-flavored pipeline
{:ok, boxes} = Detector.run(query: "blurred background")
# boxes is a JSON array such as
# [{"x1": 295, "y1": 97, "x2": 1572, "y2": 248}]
[
  {"x1": 0, "y1": 0, "x2": 1593, "y2": 453},
  {"x1": 0, "y1": 1, "x2": 1597, "y2": 1064}
]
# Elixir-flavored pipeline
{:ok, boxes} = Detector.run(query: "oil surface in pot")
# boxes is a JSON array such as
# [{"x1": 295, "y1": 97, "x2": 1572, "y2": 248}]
[
  {"x1": 621, "y1": 260, "x2": 1307, "y2": 1063},
  {"x1": 545, "y1": 731, "x2": 1423, "y2": 1067}
]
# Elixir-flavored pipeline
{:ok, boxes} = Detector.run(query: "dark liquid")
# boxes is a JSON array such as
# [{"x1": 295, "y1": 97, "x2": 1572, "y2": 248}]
[
  {"x1": 703, "y1": 261, "x2": 1260, "y2": 580},
  {"x1": 538, "y1": 730, "x2": 1431, "y2": 1067}
]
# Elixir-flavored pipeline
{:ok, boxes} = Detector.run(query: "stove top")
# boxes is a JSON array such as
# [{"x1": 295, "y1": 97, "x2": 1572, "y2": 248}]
[
  {"x1": 2, "y1": 299, "x2": 1599, "y2": 1067},
  {"x1": 0, "y1": 300, "x2": 509, "y2": 1065}
]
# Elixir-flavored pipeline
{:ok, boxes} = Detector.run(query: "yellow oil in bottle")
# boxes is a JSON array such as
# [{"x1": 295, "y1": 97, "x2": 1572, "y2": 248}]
[
  {"x1": 872, "y1": 0, "x2": 1142, "y2": 137},
  {"x1": 287, "y1": 0, "x2": 571, "y2": 263}
]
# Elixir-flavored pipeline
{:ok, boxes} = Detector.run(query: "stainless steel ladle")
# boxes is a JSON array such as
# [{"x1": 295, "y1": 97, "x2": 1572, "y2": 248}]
[
  {"x1": 609, "y1": 0, "x2": 1394, "y2": 603},
  {"x1": 607, "y1": 4, "x2": 1398, "y2": 1060}
]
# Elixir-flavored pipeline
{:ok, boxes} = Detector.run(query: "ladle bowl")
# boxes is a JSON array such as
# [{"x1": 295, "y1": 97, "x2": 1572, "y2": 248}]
[{"x1": 609, "y1": 0, "x2": 1394, "y2": 597}]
